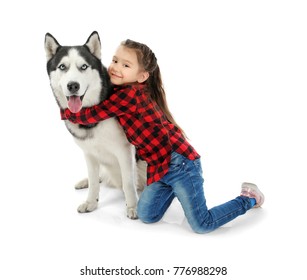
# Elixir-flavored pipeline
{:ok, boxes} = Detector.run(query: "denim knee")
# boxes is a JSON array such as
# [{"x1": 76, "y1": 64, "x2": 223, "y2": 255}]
[
  {"x1": 138, "y1": 214, "x2": 160, "y2": 224},
  {"x1": 137, "y1": 210, "x2": 162, "y2": 224},
  {"x1": 188, "y1": 218, "x2": 215, "y2": 234},
  {"x1": 137, "y1": 202, "x2": 162, "y2": 224}
]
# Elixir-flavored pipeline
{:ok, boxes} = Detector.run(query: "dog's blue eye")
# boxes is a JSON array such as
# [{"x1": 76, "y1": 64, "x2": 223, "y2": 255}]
[
  {"x1": 58, "y1": 64, "x2": 66, "y2": 71},
  {"x1": 81, "y1": 64, "x2": 88, "y2": 70}
]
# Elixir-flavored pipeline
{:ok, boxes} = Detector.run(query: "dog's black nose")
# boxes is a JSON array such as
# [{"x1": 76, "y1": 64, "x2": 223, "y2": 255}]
[{"x1": 67, "y1": 82, "x2": 80, "y2": 93}]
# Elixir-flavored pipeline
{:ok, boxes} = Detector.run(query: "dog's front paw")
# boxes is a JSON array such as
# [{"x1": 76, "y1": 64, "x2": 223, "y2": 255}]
[
  {"x1": 127, "y1": 207, "x2": 138, "y2": 220},
  {"x1": 77, "y1": 201, "x2": 98, "y2": 213},
  {"x1": 75, "y1": 178, "x2": 89, "y2": 189}
]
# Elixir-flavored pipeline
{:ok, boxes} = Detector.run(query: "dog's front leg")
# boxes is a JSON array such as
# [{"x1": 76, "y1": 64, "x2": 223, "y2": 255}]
[
  {"x1": 117, "y1": 150, "x2": 138, "y2": 219},
  {"x1": 77, "y1": 154, "x2": 100, "y2": 213}
]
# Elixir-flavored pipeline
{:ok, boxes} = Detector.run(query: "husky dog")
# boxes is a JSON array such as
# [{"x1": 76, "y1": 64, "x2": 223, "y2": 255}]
[{"x1": 44, "y1": 31, "x2": 145, "y2": 219}]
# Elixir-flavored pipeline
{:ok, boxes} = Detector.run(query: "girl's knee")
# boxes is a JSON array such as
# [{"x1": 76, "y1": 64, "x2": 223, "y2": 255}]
[
  {"x1": 190, "y1": 225, "x2": 212, "y2": 234},
  {"x1": 137, "y1": 211, "x2": 161, "y2": 224},
  {"x1": 137, "y1": 201, "x2": 162, "y2": 224},
  {"x1": 188, "y1": 218, "x2": 214, "y2": 234}
]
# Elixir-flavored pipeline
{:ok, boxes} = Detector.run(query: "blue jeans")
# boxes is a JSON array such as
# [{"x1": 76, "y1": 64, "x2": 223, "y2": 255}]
[{"x1": 137, "y1": 152, "x2": 253, "y2": 233}]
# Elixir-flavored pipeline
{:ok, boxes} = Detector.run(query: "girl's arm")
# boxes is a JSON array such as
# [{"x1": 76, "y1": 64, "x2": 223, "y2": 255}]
[{"x1": 61, "y1": 86, "x2": 138, "y2": 125}]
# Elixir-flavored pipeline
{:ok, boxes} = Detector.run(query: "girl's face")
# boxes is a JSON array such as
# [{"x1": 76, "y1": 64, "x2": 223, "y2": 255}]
[{"x1": 108, "y1": 45, "x2": 149, "y2": 85}]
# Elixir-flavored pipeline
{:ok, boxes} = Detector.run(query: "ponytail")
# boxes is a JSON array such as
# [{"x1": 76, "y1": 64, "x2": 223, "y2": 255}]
[{"x1": 147, "y1": 65, "x2": 186, "y2": 137}]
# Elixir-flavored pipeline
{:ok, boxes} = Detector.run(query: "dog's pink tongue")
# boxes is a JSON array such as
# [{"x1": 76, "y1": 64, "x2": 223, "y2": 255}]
[{"x1": 68, "y1": 96, "x2": 82, "y2": 113}]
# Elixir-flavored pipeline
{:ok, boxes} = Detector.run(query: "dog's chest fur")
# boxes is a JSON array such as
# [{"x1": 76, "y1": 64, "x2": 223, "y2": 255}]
[{"x1": 66, "y1": 118, "x2": 132, "y2": 160}]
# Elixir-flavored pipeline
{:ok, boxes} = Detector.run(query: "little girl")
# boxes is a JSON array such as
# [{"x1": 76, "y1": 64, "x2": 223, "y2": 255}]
[{"x1": 61, "y1": 39, "x2": 264, "y2": 233}]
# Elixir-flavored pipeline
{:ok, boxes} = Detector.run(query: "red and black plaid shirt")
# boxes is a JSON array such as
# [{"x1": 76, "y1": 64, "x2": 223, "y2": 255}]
[{"x1": 61, "y1": 84, "x2": 200, "y2": 185}]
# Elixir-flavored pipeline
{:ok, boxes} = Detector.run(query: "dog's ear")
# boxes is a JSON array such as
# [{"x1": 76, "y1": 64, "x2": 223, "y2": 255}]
[
  {"x1": 85, "y1": 31, "x2": 101, "y2": 59},
  {"x1": 45, "y1": 33, "x2": 60, "y2": 61}
]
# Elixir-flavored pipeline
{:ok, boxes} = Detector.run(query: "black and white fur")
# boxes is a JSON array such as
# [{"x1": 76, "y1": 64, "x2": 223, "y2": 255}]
[{"x1": 45, "y1": 31, "x2": 146, "y2": 219}]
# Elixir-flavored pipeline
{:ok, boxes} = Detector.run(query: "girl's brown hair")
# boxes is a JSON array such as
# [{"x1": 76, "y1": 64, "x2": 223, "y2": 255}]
[{"x1": 121, "y1": 39, "x2": 185, "y2": 137}]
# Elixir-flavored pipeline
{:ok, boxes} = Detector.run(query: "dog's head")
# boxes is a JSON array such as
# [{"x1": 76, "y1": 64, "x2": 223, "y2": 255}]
[{"x1": 45, "y1": 31, "x2": 110, "y2": 112}]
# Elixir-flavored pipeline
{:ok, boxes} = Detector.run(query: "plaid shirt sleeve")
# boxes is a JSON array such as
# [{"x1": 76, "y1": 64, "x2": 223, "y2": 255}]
[{"x1": 61, "y1": 85, "x2": 138, "y2": 125}]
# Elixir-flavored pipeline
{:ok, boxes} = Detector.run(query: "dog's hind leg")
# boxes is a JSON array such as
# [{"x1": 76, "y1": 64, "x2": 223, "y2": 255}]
[{"x1": 77, "y1": 154, "x2": 100, "y2": 213}]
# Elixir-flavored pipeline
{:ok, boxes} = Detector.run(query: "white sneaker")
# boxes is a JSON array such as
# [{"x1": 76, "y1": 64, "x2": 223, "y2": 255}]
[{"x1": 240, "y1": 182, "x2": 265, "y2": 208}]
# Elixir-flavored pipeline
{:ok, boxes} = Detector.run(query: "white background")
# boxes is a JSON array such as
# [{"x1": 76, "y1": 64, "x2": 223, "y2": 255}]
[{"x1": 1, "y1": 0, "x2": 306, "y2": 279}]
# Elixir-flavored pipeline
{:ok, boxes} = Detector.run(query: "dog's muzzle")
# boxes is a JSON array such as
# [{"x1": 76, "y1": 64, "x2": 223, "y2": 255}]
[{"x1": 67, "y1": 81, "x2": 80, "y2": 94}]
